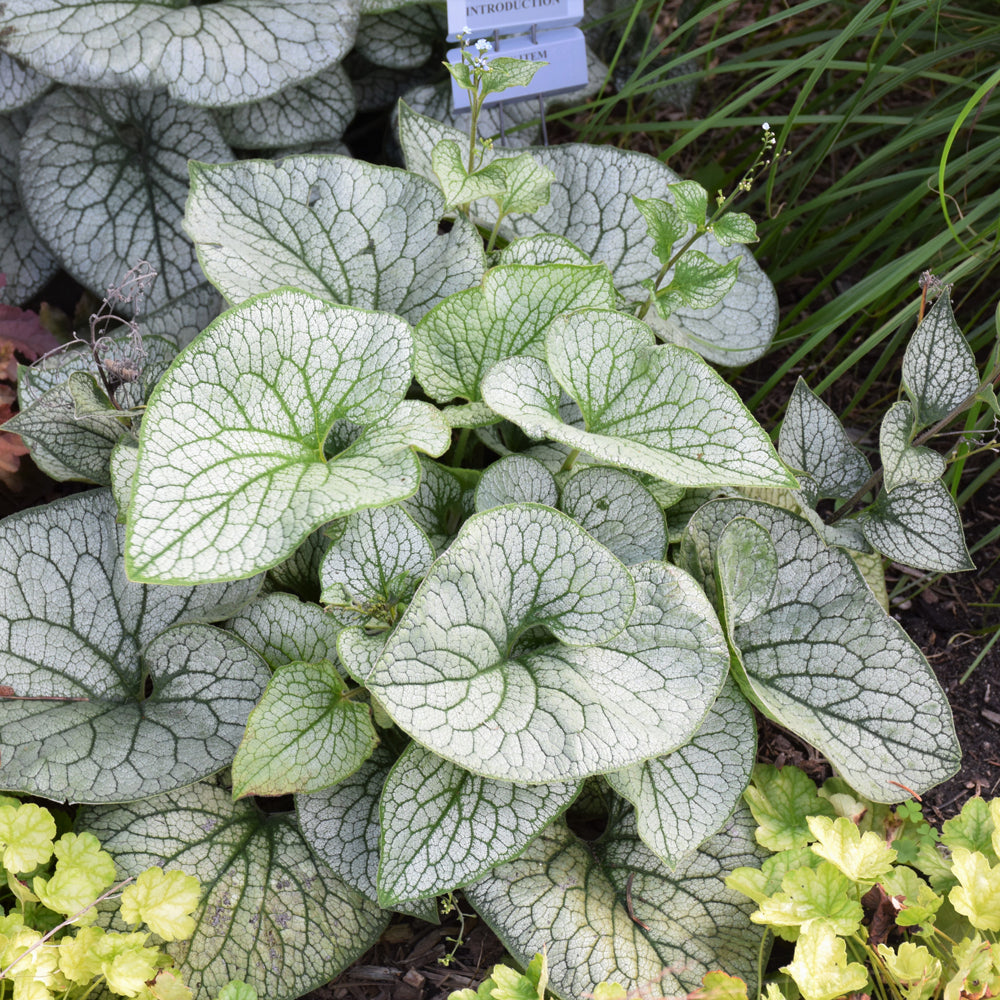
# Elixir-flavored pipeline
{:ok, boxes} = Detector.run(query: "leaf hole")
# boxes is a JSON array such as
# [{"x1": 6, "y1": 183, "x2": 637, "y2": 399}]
[
  {"x1": 437, "y1": 219, "x2": 454, "y2": 235},
  {"x1": 253, "y1": 794, "x2": 295, "y2": 815},
  {"x1": 115, "y1": 123, "x2": 145, "y2": 154}
]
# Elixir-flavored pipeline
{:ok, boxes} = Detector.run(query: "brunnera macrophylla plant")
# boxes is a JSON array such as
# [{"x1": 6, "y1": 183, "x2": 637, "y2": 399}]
[{"x1": 0, "y1": 55, "x2": 985, "y2": 1000}]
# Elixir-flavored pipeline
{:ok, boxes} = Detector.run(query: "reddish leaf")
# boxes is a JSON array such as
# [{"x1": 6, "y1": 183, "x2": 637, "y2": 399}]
[{"x1": 0, "y1": 302, "x2": 60, "y2": 363}]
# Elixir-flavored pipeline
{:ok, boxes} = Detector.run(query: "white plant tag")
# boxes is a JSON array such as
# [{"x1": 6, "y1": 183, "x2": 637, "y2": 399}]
[
  {"x1": 446, "y1": 0, "x2": 582, "y2": 39},
  {"x1": 447, "y1": 27, "x2": 588, "y2": 109}
]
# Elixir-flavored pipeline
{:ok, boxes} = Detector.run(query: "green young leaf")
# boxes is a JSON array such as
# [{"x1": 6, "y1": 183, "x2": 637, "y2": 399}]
[
  {"x1": 633, "y1": 196, "x2": 686, "y2": 266},
  {"x1": 125, "y1": 289, "x2": 449, "y2": 584},
  {"x1": 902, "y1": 291, "x2": 979, "y2": 426},
  {"x1": 743, "y1": 764, "x2": 836, "y2": 852},
  {"x1": 653, "y1": 253, "x2": 740, "y2": 317},
  {"x1": 432, "y1": 139, "x2": 509, "y2": 209},
  {"x1": 185, "y1": 155, "x2": 485, "y2": 325},
  {"x1": 683, "y1": 498, "x2": 961, "y2": 802},
  {"x1": 667, "y1": 180, "x2": 709, "y2": 227},
  {"x1": 559, "y1": 467, "x2": 667, "y2": 565},
  {"x1": 948, "y1": 849, "x2": 1000, "y2": 931},
  {"x1": 464, "y1": 805, "x2": 766, "y2": 1000},
  {"x1": 0, "y1": 802, "x2": 56, "y2": 873},
  {"x1": 370, "y1": 510, "x2": 730, "y2": 784},
  {"x1": 232, "y1": 661, "x2": 377, "y2": 798},
  {"x1": 858, "y1": 480, "x2": 974, "y2": 573},
  {"x1": 493, "y1": 153, "x2": 556, "y2": 216},
  {"x1": 477, "y1": 56, "x2": 547, "y2": 97},
  {"x1": 711, "y1": 213, "x2": 758, "y2": 247},
  {"x1": 780, "y1": 923, "x2": 868, "y2": 1000},
  {"x1": 0, "y1": 1, "x2": 358, "y2": 107},
  {"x1": 807, "y1": 815, "x2": 897, "y2": 884},
  {"x1": 880, "y1": 866, "x2": 943, "y2": 929},
  {"x1": 727, "y1": 847, "x2": 821, "y2": 909},
  {"x1": 0, "y1": 489, "x2": 267, "y2": 803},
  {"x1": 0, "y1": 109, "x2": 58, "y2": 305},
  {"x1": 607, "y1": 676, "x2": 756, "y2": 868},
  {"x1": 475, "y1": 455, "x2": 559, "y2": 512},
  {"x1": 876, "y1": 942, "x2": 942, "y2": 1000},
  {"x1": 879, "y1": 402, "x2": 945, "y2": 493},
  {"x1": 396, "y1": 116, "x2": 779, "y2": 365},
  {"x1": 320, "y1": 505, "x2": 434, "y2": 618},
  {"x1": 377, "y1": 742, "x2": 580, "y2": 905},
  {"x1": 214, "y1": 65, "x2": 357, "y2": 149},
  {"x1": 753, "y1": 861, "x2": 864, "y2": 937},
  {"x1": 19, "y1": 88, "x2": 230, "y2": 306},
  {"x1": 778, "y1": 379, "x2": 872, "y2": 501},
  {"x1": 78, "y1": 778, "x2": 389, "y2": 1000},
  {"x1": 414, "y1": 262, "x2": 616, "y2": 403},
  {"x1": 481, "y1": 310, "x2": 795, "y2": 489}
]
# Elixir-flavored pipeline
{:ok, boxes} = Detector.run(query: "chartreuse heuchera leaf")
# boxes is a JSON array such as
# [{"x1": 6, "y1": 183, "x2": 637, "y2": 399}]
[
  {"x1": 185, "y1": 155, "x2": 485, "y2": 324},
  {"x1": 0, "y1": 0, "x2": 359, "y2": 107},
  {"x1": 482, "y1": 310, "x2": 795, "y2": 490},
  {"x1": 126, "y1": 288, "x2": 449, "y2": 584},
  {"x1": 368, "y1": 505, "x2": 730, "y2": 783},
  {"x1": 781, "y1": 923, "x2": 869, "y2": 1000},
  {"x1": 377, "y1": 742, "x2": 581, "y2": 906},
  {"x1": 19, "y1": 88, "x2": 231, "y2": 307},
  {"x1": 78, "y1": 777, "x2": 388, "y2": 1000},
  {"x1": 681, "y1": 498, "x2": 961, "y2": 802},
  {"x1": 742, "y1": 764, "x2": 837, "y2": 853},
  {"x1": 807, "y1": 815, "x2": 896, "y2": 884},
  {"x1": 606, "y1": 677, "x2": 756, "y2": 868},
  {"x1": 413, "y1": 260, "x2": 616, "y2": 403},
  {"x1": 0, "y1": 801, "x2": 56, "y2": 873},
  {"x1": 464, "y1": 805, "x2": 765, "y2": 1000},
  {"x1": 0, "y1": 489, "x2": 266, "y2": 803}
]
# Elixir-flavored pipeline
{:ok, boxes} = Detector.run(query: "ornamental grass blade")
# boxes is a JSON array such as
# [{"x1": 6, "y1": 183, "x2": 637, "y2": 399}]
[{"x1": 125, "y1": 289, "x2": 449, "y2": 584}]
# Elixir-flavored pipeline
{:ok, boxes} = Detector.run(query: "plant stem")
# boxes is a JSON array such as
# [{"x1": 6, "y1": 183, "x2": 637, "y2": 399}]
[
  {"x1": 452, "y1": 426, "x2": 472, "y2": 467},
  {"x1": 559, "y1": 448, "x2": 580, "y2": 473},
  {"x1": 485, "y1": 210, "x2": 505, "y2": 253}
]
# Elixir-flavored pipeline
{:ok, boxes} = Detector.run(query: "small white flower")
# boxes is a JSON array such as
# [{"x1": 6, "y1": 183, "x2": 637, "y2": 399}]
[
  {"x1": 456, "y1": 25, "x2": 471, "y2": 39},
  {"x1": 761, "y1": 121, "x2": 770, "y2": 131},
  {"x1": 475, "y1": 38, "x2": 493, "y2": 52}
]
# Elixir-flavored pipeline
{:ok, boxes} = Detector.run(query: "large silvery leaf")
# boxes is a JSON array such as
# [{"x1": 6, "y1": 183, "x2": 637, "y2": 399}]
[
  {"x1": 414, "y1": 262, "x2": 616, "y2": 403},
  {"x1": 559, "y1": 467, "x2": 666, "y2": 564},
  {"x1": 0, "y1": 489, "x2": 265, "y2": 803},
  {"x1": 464, "y1": 805, "x2": 765, "y2": 1000},
  {"x1": 215, "y1": 65, "x2": 356, "y2": 150},
  {"x1": 482, "y1": 310, "x2": 795, "y2": 489},
  {"x1": 225, "y1": 591, "x2": 344, "y2": 669},
  {"x1": 681, "y1": 498, "x2": 961, "y2": 802},
  {"x1": 0, "y1": 1, "x2": 359, "y2": 107},
  {"x1": 378, "y1": 742, "x2": 580, "y2": 906},
  {"x1": 403, "y1": 456, "x2": 475, "y2": 554},
  {"x1": 5, "y1": 379, "x2": 124, "y2": 483},
  {"x1": 319, "y1": 504, "x2": 434, "y2": 618},
  {"x1": 879, "y1": 401, "x2": 945, "y2": 493},
  {"x1": 475, "y1": 454, "x2": 558, "y2": 512},
  {"x1": 185, "y1": 155, "x2": 485, "y2": 325},
  {"x1": 902, "y1": 291, "x2": 979, "y2": 426},
  {"x1": 369, "y1": 509, "x2": 730, "y2": 783},
  {"x1": 126, "y1": 289, "x2": 449, "y2": 584},
  {"x1": 858, "y1": 481, "x2": 973, "y2": 573},
  {"x1": 19, "y1": 88, "x2": 230, "y2": 305},
  {"x1": 79, "y1": 779, "x2": 388, "y2": 1000},
  {"x1": 140, "y1": 282, "x2": 223, "y2": 351},
  {"x1": 355, "y1": 6, "x2": 440, "y2": 69},
  {"x1": 295, "y1": 746, "x2": 440, "y2": 922},
  {"x1": 0, "y1": 110, "x2": 58, "y2": 304},
  {"x1": 232, "y1": 660, "x2": 377, "y2": 798},
  {"x1": 778, "y1": 378, "x2": 871, "y2": 501},
  {"x1": 404, "y1": 128, "x2": 774, "y2": 364},
  {"x1": 607, "y1": 677, "x2": 756, "y2": 868},
  {"x1": 0, "y1": 53, "x2": 50, "y2": 112}
]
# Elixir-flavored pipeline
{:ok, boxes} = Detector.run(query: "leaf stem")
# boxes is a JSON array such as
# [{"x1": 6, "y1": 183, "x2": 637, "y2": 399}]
[
  {"x1": 559, "y1": 448, "x2": 580, "y2": 474},
  {"x1": 452, "y1": 426, "x2": 472, "y2": 467}
]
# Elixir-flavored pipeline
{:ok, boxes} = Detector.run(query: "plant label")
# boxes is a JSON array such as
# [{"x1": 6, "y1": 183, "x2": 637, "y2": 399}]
[
  {"x1": 448, "y1": 27, "x2": 588, "y2": 109},
  {"x1": 446, "y1": 0, "x2": 583, "y2": 40}
]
